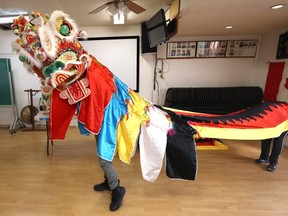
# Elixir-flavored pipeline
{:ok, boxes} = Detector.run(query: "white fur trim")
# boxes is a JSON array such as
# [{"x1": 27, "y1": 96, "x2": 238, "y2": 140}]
[
  {"x1": 78, "y1": 30, "x2": 88, "y2": 39},
  {"x1": 19, "y1": 48, "x2": 43, "y2": 69}
]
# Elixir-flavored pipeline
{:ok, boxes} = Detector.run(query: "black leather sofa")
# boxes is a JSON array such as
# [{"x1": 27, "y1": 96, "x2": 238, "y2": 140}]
[{"x1": 164, "y1": 86, "x2": 264, "y2": 114}]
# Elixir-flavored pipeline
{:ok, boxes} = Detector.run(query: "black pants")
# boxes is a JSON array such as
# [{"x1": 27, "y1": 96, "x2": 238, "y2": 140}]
[{"x1": 259, "y1": 131, "x2": 288, "y2": 164}]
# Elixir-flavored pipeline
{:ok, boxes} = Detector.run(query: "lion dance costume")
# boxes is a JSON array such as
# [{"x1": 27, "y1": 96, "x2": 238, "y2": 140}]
[{"x1": 11, "y1": 10, "x2": 288, "y2": 211}]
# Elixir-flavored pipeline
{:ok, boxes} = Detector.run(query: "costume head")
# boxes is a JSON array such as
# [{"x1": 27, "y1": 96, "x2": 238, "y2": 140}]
[{"x1": 12, "y1": 10, "x2": 89, "y2": 101}]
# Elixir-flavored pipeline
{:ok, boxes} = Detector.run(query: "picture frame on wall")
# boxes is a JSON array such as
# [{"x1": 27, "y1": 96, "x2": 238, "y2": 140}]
[
  {"x1": 166, "y1": 40, "x2": 259, "y2": 59},
  {"x1": 166, "y1": 41, "x2": 196, "y2": 58},
  {"x1": 196, "y1": 41, "x2": 227, "y2": 58},
  {"x1": 276, "y1": 32, "x2": 288, "y2": 59},
  {"x1": 225, "y1": 40, "x2": 258, "y2": 57}
]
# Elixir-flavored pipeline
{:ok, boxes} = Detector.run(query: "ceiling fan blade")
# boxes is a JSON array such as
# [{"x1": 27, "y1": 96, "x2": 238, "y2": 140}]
[
  {"x1": 89, "y1": 2, "x2": 113, "y2": 14},
  {"x1": 126, "y1": 1, "x2": 146, "y2": 14}
]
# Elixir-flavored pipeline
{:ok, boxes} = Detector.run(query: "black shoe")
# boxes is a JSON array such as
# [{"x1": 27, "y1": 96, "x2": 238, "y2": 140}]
[
  {"x1": 110, "y1": 182, "x2": 126, "y2": 211},
  {"x1": 93, "y1": 178, "x2": 110, "y2": 191},
  {"x1": 267, "y1": 164, "x2": 276, "y2": 172},
  {"x1": 255, "y1": 158, "x2": 269, "y2": 164}
]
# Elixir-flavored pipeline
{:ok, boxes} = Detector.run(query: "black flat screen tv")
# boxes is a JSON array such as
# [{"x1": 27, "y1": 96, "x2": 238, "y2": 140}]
[
  {"x1": 146, "y1": 9, "x2": 169, "y2": 48},
  {"x1": 141, "y1": 22, "x2": 157, "y2": 53}
]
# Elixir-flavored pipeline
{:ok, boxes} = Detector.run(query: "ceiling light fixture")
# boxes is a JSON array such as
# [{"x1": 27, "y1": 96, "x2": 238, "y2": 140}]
[
  {"x1": 225, "y1": 25, "x2": 233, "y2": 29},
  {"x1": 271, "y1": 4, "x2": 284, "y2": 9},
  {"x1": 107, "y1": 2, "x2": 130, "y2": 24},
  {"x1": 113, "y1": 13, "x2": 125, "y2": 24},
  {"x1": 0, "y1": 14, "x2": 29, "y2": 24}
]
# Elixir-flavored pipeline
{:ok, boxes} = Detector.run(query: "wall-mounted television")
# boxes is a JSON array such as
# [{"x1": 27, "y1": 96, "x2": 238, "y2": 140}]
[
  {"x1": 141, "y1": 22, "x2": 157, "y2": 54},
  {"x1": 145, "y1": 9, "x2": 169, "y2": 48}
]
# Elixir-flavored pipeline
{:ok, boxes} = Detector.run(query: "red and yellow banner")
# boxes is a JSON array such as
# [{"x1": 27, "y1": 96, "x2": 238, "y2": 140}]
[{"x1": 167, "y1": 101, "x2": 288, "y2": 140}]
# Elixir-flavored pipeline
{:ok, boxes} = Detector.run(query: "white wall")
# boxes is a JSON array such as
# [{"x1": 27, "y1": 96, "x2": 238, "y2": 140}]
[
  {"x1": 0, "y1": 32, "x2": 41, "y2": 126},
  {"x1": 254, "y1": 26, "x2": 288, "y2": 102},
  {"x1": 155, "y1": 35, "x2": 259, "y2": 105}
]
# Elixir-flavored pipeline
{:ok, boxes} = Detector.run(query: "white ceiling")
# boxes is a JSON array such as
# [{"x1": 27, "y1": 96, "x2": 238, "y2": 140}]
[{"x1": 0, "y1": 0, "x2": 288, "y2": 36}]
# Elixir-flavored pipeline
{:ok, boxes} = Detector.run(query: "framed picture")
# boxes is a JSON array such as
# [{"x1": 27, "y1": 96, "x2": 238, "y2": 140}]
[
  {"x1": 276, "y1": 32, "x2": 288, "y2": 59},
  {"x1": 225, "y1": 40, "x2": 258, "y2": 57},
  {"x1": 166, "y1": 41, "x2": 196, "y2": 58},
  {"x1": 196, "y1": 41, "x2": 227, "y2": 58}
]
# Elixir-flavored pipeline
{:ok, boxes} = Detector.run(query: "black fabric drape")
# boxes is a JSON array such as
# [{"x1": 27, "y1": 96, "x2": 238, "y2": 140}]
[{"x1": 155, "y1": 105, "x2": 198, "y2": 180}]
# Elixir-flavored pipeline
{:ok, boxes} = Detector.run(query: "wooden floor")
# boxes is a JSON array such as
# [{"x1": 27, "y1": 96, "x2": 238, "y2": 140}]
[{"x1": 1, "y1": 127, "x2": 288, "y2": 216}]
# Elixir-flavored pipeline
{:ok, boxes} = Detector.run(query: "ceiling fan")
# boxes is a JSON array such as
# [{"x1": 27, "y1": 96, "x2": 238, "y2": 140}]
[{"x1": 88, "y1": 0, "x2": 146, "y2": 15}]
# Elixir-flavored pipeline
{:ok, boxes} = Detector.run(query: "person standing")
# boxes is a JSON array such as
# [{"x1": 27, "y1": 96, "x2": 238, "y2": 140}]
[
  {"x1": 93, "y1": 136, "x2": 126, "y2": 212},
  {"x1": 255, "y1": 131, "x2": 288, "y2": 172}
]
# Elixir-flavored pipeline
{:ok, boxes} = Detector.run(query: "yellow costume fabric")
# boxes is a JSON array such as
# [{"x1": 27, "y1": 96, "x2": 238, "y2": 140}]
[{"x1": 116, "y1": 91, "x2": 150, "y2": 164}]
